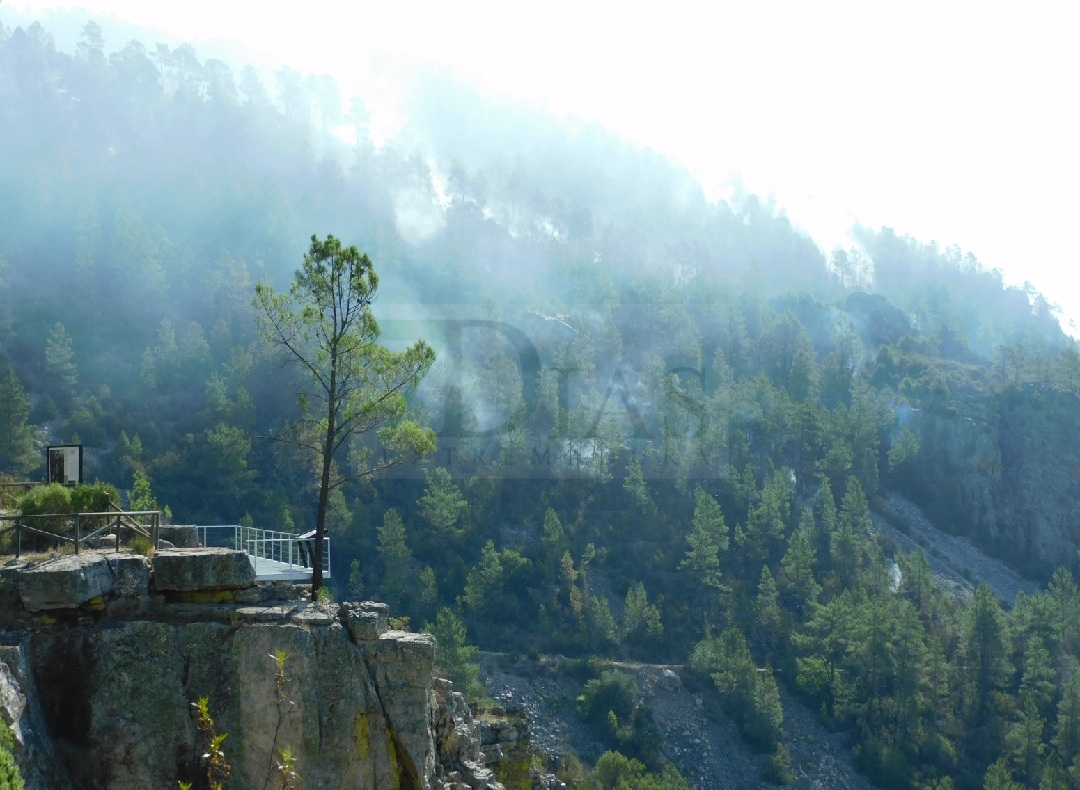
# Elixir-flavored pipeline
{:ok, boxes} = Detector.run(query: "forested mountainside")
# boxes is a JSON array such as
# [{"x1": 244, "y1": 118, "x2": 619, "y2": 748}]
[{"x1": 4, "y1": 17, "x2": 1080, "y2": 789}]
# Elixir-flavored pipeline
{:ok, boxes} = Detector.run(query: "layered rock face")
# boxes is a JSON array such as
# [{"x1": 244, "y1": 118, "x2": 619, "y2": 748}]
[
  {"x1": 0, "y1": 549, "x2": 502, "y2": 790},
  {"x1": 907, "y1": 386, "x2": 1080, "y2": 577}
]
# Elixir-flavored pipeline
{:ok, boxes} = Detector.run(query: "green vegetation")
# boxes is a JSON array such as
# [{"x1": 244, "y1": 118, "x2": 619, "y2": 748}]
[
  {"x1": 425, "y1": 608, "x2": 483, "y2": 699},
  {"x1": 591, "y1": 751, "x2": 691, "y2": 789},
  {"x1": 191, "y1": 697, "x2": 230, "y2": 790},
  {"x1": 0, "y1": 723, "x2": 24, "y2": 790},
  {"x1": 253, "y1": 234, "x2": 436, "y2": 597},
  {"x1": 12, "y1": 482, "x2": 120, "y2": 548},
  {"x1": 575, "y1": 671, "x2": 660, "y2": 767},
  {"x1": 2, "y1": 18, "x2": 1080, "y2": 788}
]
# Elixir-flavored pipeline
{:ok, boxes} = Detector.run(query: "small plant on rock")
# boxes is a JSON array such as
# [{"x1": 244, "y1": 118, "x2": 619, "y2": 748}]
[
  {"x1": 129, "y1": 534, "x2": 154, "y2": 556},
  {"x1": 264, "y1": 650, "x2": 299, "y2": 790},
  {"x1": 192, "y1": 696, "x2": 230, "y2": 790}
]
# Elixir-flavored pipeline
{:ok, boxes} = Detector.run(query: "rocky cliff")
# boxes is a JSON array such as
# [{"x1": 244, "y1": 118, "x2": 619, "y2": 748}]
[
  {"x1": 0, "y1": 548, "x2": 502, "y2": 790},
  {"x1": 907, "y1": 385, "x2": 1080, "y2": 578}
]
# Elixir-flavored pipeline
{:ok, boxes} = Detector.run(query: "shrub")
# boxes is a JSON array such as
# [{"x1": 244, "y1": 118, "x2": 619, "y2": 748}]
[
  {"x1": 15, "y1": 484, "x2": 72, "y2": 548},
  {"x1": 0, "y1": 723, "x2": 24, "y2": 790},
  {"x1": 69, "y1": 481, "x2": 118, "y2": 516},
  {"x1": 129, "y1": 535, "x2": 154, "y2": 556},
  {"x1": 575, "y1": 671, "x2": 661, "y2": 768},
  {"x1": 690, "y1": 627, "x2": 784, "y2": 750},
  {"x1": 592, "y1": 751, "x2": 692, "y2": 790},
  {"x1": 17, "y1": 482, "x2": 123, "y2": 550},
  {"x1": 17, "y1": 483, "x2": 72, "y2": 518},
  {"x1": 761, "y1": 746, "x2": 794, "y2": 785}
]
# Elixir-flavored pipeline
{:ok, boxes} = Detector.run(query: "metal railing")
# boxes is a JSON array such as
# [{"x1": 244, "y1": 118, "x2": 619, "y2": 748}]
[
  {"x1": 194, "y1": 525, "x2": 331, "y2": 579},
  {"x1": 0, "y1": 510, "x2": 161, "y2": 559}
]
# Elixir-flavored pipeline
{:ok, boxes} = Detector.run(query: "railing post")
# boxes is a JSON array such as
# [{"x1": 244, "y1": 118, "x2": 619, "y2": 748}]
[
  {"x1": 15, "y1": 521, "x2": 20, "y2": 560},
  {"x1": 153, "y1": 512, "x2": 159, "y2": 550},
  {"x1": 115, "y1": 514, "x2": 121, "y2": 553},
  {"x1": 74, "y1": 514, "x2": 80, "y2": 555}
]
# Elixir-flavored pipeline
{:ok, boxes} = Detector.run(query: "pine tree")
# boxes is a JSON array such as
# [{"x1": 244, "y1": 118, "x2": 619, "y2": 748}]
[
  {"x1": 817, "y1": 477, "x2": 839, "y2": 561},
  {"x1": 735, "y1": 470, "x2": 792, "y2": 578},
  {"x1": 623, "y1": 582, "x2": 663, "y2": 642},
  {"x1": 1049, "y1": 568, "x2": 1080, "y2": 665},
  {"x1": 0, "y1": 722, "x2": 23, "y2": 790},
  {"x1": 587, "y1": 596, "x2": 620, "y2": 652},
  {"x1": 680, "y1": 485, "x2": 728, "y2": 589},
  {"x1": 418, "y1": 467, "x2": 470, "y2": 538},
  {"x1": 45, "y1": 321, "x2": 78, "y2": 390},
  {"x1": 982, "y1": 758, "x2": 1022, "y2": 790},
  {"x1": 561, "y1": 550, "x2": 584, "y2": 623},
  {"x1": 540, "y1": 507, "x2": 567, "y2": 578},
  {"x1": 0, "y1": 367, "x2": 36, "y2": 477},
  {"x1": 254, "y1": 234, "x2": 436, "y2": 597},
  {"x1": 1005, "y1": 693, "x2": 1045, "y2": 787},
  {"x1": 897, "y1": 548, "x2": 940, "y2": 626},
  {"x1": 425, "y1": 608, "x2": 482, "y2": 698},
  {"x1": 779, "y1": 508, "x2": 820, "y2": 619},
  {"x1": 377, "y1": 508, "x2": 411, "y2": 612},
  {"x1": 461, "y1": 540, "x2": 503, "y2": 617},
  {"x1": 1019, "y1": 635, "x2": 1056, "y2": 720},
  {"x1": 1039, "y1": 751, "x2": 1068, "y2": 790},
  {"x1": 959, "y1": 583, "x2": 1013, "y2": 765},
  {"x1": 830, "y1": 477, "x2": 879, "y2": 587},
  {"x1": 962, "y1": 584, "x2": 1012, "y2": 705},
  {"x1": 1052, "y1": 666, "x2": 1080, "y2": 768},
  {"x1": 623, "y1": 455, "x2": 654, "y2": 513},
  {"x1": 752, "y1": 565, "x2": 784, "y2": 659}
]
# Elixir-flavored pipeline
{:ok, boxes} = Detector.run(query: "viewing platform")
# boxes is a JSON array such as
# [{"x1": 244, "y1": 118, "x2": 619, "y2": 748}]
[
  {"x1": 194, "y1": 525, "x2": 331, "y2": 582},
  {"x1": 0, "y1": 510, "x2": 330, "y2": 584}
]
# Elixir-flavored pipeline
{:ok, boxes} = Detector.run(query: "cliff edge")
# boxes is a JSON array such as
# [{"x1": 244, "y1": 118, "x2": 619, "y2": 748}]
[{"x1": 0, "y1": 548, "x2": 500, "y2": 790}]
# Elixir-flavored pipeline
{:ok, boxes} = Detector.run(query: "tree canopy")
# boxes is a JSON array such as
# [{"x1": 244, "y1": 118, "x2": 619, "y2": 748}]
[{"x1": 254, "y1": 234, "x2": 435, "y2": 594}]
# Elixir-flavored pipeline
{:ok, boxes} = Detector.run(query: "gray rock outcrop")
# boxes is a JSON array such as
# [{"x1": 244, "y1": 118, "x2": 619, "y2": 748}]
[
  {"x1": 0, "y1": 551, "x2": 504, "y2": 790},
  {"x1": 152, "y1": 547, "x2": 255, "y2": 591},
  {"x1": 0, "y1": 642, "x2": 73, "y2": 790},
  {"x1": 17, "y1": 554, "x2": 114, "y2": 612},
  {"x1": 906, "y1": 386, "x2": 1080, "y2": 576}
]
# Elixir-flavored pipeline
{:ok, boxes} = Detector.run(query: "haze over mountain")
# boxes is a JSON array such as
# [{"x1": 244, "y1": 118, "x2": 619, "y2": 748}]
[{"x1": 7, "y1": 0, "x2": 1080, "y2": 333}]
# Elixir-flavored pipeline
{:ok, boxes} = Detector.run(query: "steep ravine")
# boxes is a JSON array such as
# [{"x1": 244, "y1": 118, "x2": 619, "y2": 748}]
[{"x1": 477, "y1": 492, "x2": 1043, "y2": 789}]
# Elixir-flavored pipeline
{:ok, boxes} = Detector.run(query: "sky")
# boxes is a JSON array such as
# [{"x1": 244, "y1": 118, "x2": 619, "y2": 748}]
[{"x1": 6, "y1": 0, "x2": 1080, "y2": 332}]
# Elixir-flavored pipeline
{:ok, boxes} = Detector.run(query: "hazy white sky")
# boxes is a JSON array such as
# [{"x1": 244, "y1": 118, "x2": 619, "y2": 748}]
[{"x1": 7, "y1": 0, "x2": 1080, "y2": 332}]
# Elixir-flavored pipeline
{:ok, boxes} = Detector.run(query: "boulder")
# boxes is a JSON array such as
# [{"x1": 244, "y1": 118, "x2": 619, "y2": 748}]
[
  {"x1": 106, "y1": 554, "x2": 150, "y2": 598},
  {"x1": 657, "y1": 668, "x2": 681, "y2": 692},
  {"x1": 341, "y1": 601, "x2": 390, "y2": 642},
  {"x1": 17, "y1": 553, "x2": 113, "y2": 611},
  {"x1": 151, "y1": 547, "x2": 255, "y2": 592},
  {"x1": 158, "y1": 524, "x2": 199, "y2": 548}
]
